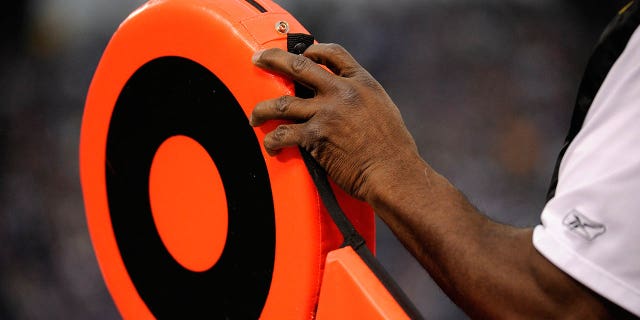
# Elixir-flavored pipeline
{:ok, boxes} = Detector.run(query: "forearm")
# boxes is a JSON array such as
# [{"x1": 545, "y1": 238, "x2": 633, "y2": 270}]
[{"x1": 366, "y1": 155, "x2": 615, "y2": 319}]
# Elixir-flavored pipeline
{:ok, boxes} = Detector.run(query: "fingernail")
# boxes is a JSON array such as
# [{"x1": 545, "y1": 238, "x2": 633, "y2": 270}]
[
  {"x1": 266, "y1": 148, "x2": 278, "y2": 156},
  {"x1": 252, "y1": 50, "x2": 264, "y2": 64}
]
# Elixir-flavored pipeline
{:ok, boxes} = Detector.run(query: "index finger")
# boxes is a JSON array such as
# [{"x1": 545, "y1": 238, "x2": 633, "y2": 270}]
[{"x1": 252, "y1": 48, "x2": 337, "y2": 93}]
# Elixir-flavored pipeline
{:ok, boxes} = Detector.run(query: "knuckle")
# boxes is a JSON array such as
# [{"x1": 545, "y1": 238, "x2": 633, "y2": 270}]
[
  {"x1": 302, "y1": 124, "x2": 324, "y2": 154},
  {"x1": 273, "y1": 125, "x2": 290, "y2": 141},
  {"x1": 356, "y1": 73, "x2": 382, "y2": 90},
  {"x1": 275, "y1": 96, "x2": 291, "y2": 113},
  {"x1": 291, "y1": 54, "x2": 311, "y2": 74},
  {"x1": 336, "y1": 82, "x2": 361, "y2": 104},
  {"x1": 304, "y1": 122, "x2": 323, "y2": 142}
]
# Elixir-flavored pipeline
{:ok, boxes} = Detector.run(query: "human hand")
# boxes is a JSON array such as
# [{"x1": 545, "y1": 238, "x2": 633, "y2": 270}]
[{"x1": 250, "y1": 43, "x2": 422, "y2": 202}]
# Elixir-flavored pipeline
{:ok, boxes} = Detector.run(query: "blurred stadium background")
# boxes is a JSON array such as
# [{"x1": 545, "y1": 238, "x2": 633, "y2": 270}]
[{"x1": 0, "y1": 0, "x2": 628, "y2": 318}]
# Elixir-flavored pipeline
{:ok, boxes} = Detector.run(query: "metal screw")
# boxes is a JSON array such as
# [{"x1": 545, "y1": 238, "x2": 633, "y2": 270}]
[{"x1": 275, "y1": 20, "x2": 289, "y2": 34}]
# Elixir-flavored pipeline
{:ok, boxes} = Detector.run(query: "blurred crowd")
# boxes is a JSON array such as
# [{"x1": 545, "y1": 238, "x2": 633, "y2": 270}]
[{"x1": 0, "y1": 0, "x2": 628, "y2": 319}]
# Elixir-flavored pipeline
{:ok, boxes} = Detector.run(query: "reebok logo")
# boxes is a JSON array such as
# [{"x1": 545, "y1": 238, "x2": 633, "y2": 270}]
[{"x1": 563, "y1": 209, "x2": 606, "y2": 241}]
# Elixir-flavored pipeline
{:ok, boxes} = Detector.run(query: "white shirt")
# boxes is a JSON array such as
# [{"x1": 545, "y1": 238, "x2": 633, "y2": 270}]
[{"x1": 532, "y1": 24, "x2": 640, "y2": 316}]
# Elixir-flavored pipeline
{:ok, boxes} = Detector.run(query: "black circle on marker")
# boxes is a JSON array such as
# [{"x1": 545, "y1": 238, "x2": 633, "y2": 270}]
[{"x1": 106, "y1": 57, "x2": 276, "y2": 319}]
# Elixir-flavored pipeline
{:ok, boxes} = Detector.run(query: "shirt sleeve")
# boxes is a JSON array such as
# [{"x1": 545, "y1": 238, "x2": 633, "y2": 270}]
[{"x1": 532, "y1": 25, "x2": 640, "y2": 317}]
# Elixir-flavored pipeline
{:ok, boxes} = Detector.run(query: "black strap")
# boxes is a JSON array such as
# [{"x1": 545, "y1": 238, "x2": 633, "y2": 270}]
[
  {"x1": 244, "y1": 0, "x2": 266, "y2": 13},
  {"x1": 299, "y1": 150, "x2": 367, "y2": 249},
  {"x1": 286, "y1": 33, "x2": 425, "y2": 320},
  {"x1": 547, "y1": 1, "x2": 640, "y2": 200}
]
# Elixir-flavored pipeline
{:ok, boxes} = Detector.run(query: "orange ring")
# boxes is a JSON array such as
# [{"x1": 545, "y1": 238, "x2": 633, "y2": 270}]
[{"x1": 79, "y1": 0, "x2": 375, "y2": 318}]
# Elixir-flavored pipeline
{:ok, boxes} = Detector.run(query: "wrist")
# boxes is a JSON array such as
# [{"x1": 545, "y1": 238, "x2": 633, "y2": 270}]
[{"x1": 362, "y1": 150, "x2": 431, "y2": 207}]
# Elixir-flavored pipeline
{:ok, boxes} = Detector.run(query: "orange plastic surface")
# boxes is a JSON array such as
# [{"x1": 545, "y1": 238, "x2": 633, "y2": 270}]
[
  {"x1": 79, "y1": 0, "x2": 375, "y2": 319},
  {"x1": 148, "y1": 135, "x2": 228, "y2": 272},
  {"x1": 316, "y1": 247, "x2": 411, "y2": 320}
]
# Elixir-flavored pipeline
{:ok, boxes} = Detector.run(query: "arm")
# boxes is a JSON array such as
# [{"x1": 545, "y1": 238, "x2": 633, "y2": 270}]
[{"x1": 250, "y1": 43, "x2": 630, "y2": 319}]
